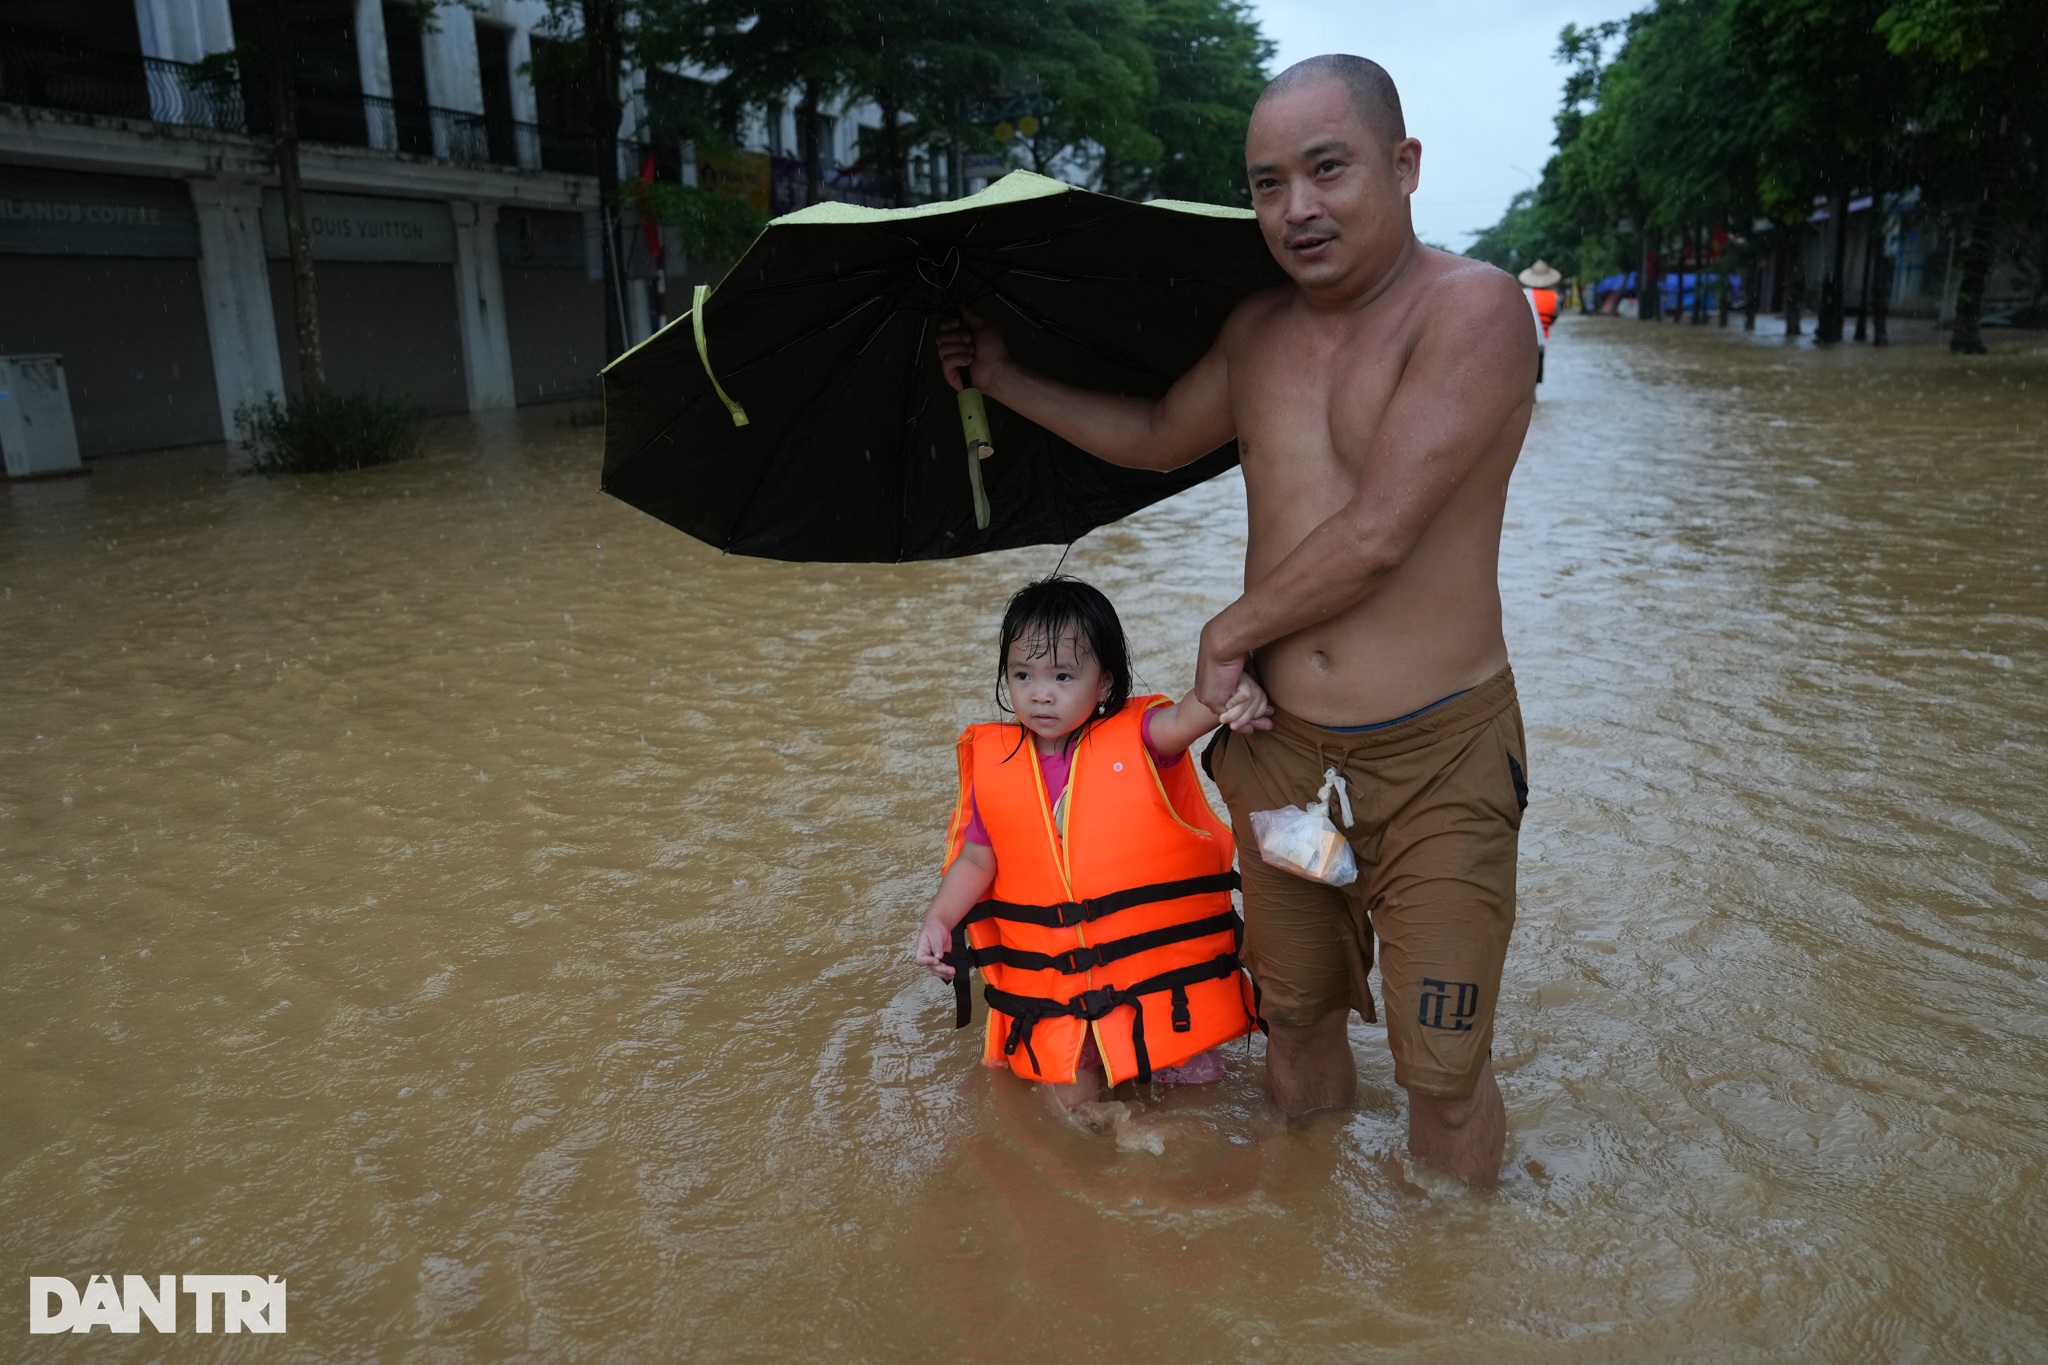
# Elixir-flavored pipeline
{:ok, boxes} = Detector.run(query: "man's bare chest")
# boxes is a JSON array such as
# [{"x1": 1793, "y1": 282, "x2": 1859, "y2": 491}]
[{"x1": 1229, "y1": 323, "x2": 1407, "y2": 470}]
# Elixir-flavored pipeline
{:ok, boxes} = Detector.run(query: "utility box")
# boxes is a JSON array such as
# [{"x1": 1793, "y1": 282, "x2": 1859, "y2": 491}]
[{"x1": 0, "y1": 354, "x2": 84, "y2": 480}]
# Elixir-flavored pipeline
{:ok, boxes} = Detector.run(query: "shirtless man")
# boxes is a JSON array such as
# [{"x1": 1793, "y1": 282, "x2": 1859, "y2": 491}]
[{"x1": 938, "y1": 55, "x2": 1536, "y2": 1185}]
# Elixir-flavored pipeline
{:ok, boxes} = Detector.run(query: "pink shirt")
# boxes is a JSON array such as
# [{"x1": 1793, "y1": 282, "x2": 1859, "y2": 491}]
[{"x1": 959, "y1": 709, "x2": 1181, "y2": 847}]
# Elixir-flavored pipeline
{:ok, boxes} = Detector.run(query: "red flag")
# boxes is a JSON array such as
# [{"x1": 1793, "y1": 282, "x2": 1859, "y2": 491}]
[{"x1": 636, "y1": 151, "x2": 662, "y2": 259}]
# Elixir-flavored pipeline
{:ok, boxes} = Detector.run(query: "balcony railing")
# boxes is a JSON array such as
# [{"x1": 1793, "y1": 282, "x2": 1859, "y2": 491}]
[
  {"x1": 0, "y1": 29, "x2": 242, "y2": 131},
  {"x1": 2, "y1": 25, "x2": 636, "y2": 179}
]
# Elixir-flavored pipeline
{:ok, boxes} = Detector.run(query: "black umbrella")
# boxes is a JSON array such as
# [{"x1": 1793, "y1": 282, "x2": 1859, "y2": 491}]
[{"x1": 599, "y1": 171, "x2": 1286, "y2": 563}]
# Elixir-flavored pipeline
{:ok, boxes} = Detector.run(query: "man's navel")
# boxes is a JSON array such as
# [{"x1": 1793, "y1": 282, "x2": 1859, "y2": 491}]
[{"x1": 1309, "y1": 650, "x2": 1330, "y2": 673}]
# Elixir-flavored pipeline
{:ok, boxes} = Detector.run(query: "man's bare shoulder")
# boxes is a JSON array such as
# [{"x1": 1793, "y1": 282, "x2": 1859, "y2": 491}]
[
  {"x1": 1410, "y1": 252, "x2": 1535, "y2": 341},
  {"x1": 1220, "y1": 283, "x2": 1295, "y2": 344}
]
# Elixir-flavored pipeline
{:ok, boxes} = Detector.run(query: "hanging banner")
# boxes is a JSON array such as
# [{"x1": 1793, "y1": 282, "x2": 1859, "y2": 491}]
[
  {"x1": 260, "y1": 191, "x2": 455, "y2": 263},
  {"x1": 697, "y1": 148, "x2": 770, "y2": 213}
]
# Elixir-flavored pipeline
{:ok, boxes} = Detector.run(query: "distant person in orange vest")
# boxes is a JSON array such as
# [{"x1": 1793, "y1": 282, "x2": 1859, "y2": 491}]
[{"x1": 1519, "y1": 260, "x2": 1562, "y2": 383}]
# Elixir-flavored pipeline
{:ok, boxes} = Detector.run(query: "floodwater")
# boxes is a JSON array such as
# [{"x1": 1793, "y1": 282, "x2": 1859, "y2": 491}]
[{"x1": 3, "y1": 316, "x2": 2046, "y2": 1363}]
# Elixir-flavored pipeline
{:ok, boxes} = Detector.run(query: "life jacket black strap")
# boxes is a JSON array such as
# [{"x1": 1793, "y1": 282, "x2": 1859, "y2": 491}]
[
  {"x1": 981, "y1": 952, "x2": 1244, "y2": 1085},
  {"x1": 962, "y1": 871, "x2": 1240, "y2": 931},
  {"x1": 965, "y1": 909, "x2": 1241, "y2": 977}
]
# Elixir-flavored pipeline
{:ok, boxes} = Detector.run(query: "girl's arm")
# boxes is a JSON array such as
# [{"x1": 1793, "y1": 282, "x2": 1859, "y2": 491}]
[
  {"x1": 913, "y1": 842, "x2": 995, "y2": 981},
  {"x1": 1146, "y1": 670, "x2": 1275, "y2": 758}
]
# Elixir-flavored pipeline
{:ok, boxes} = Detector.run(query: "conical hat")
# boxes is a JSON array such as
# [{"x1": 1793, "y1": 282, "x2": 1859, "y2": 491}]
[{"x1": 1517, "y1": 260, "x2": 1562, "y2": 288}]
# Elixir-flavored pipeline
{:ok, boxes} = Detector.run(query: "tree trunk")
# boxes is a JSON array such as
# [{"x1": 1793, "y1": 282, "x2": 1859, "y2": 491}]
[
  {"x1": 797, "y1": 80, "x2": 824, "y2": 207},
  {"x1": 582, "y1": 0, "x2": 626, "y2": 361},
  {"x1": 1872, "y1": 243, "x2": 1891, "y2": 346},
  {"x1": 1639, "y1": 235, "x2": 1658, "y2": 323},
  {"x1": 1816, "y1": 188, "x2": 1848, "y2": 343},
  {"x1": 258, "y1": 0, "x2": 324, "y2": 399},
  {"x1": 1784, "y1": 235, "x2": 1804, "y2": 338},
  {"x1": 1692, "y1": 226, "x2": 1707, "y2": 323},
  {"x1": 1951, "y1": 110, "x2": 2011, "y2": 356},
  {"x1": 1854, "y1": 204, "x2": 1876, "y2": 342},
  {"x1": 1743, "y1": 255, "x2": 1758, "y2": 331},
  {"x1": 875, "y1": 93, "x2": 904, "y2": 207}
]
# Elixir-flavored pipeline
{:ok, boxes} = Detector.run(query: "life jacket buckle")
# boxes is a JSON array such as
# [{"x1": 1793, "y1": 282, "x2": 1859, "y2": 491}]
[
  {"x1": 1051, "y1": 900, "x2": 1088, "y2": 927},
  {"x1": 1068, "y1": 987, "x2": 1122, "y2": 1020},
  {"x1": 1054, "y1": 944, "x2": 1104, "y2": 974}
]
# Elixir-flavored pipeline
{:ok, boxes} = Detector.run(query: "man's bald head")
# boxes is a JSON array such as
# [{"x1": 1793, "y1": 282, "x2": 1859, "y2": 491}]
[{"x1": 1256, "y1": 55, "x2": 1406, "y2": 147}]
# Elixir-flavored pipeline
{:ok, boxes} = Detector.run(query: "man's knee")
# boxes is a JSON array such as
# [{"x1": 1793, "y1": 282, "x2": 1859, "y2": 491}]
[{"x1": 1266, "y1": 1007, "x2": 1350, "y2": 1055}]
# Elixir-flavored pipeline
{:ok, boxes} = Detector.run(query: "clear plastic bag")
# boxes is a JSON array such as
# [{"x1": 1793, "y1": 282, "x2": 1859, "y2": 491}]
[{"x1": 1248, "y1": 766, "x2": 1358, "y2": 886}]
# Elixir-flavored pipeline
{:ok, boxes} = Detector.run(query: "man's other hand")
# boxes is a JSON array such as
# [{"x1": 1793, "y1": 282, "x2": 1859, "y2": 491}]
[
  {"x1": 936, "y1": 308, "x2": 1010, "y2": 393},
  {"x1": 1195, "y1": 629, "x2": 1249, "y2": 715}
]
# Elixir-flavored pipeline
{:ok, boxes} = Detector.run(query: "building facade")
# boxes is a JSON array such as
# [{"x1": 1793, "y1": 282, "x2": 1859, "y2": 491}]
[{"x1": 0, "y1": 0, "x2": 879, "y2": 458}]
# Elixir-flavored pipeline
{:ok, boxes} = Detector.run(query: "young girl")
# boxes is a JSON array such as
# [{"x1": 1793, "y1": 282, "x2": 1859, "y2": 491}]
[{"x1": 914, "y1": 577, "x2": 1273, "y2": 1105}]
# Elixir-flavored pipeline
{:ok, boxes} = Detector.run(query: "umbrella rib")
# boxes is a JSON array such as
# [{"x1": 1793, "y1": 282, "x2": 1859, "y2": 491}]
[
  {"x1": 955, "y1": 259, "x2": 1185, "y2": 387},
  {"x1": 606, "y1": 271, "x2": 913, "y2": 494},
  {"x1": 893, "y1": 310, "x2": 934, "y2": 562}
]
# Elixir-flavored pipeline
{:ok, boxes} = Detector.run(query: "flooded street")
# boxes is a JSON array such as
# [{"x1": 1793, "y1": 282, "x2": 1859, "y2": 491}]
[{"x1": 4, "y1": 316, "x2": 2046, "y2": 1362}]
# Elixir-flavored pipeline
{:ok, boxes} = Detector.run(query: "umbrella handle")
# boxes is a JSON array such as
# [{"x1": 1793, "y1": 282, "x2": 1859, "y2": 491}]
[{"x1": 958, "y1": 386, "x2": 994, "y2": 530}]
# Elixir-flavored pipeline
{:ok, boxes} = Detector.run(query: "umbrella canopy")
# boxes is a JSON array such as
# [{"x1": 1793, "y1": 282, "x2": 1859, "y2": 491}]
[
  {"x1": 599, "y1": 171, "x2": 1286, "y2": 563},
  {"x1": 1517, "y1": 259, "x2": 1563, "y2": 288}
]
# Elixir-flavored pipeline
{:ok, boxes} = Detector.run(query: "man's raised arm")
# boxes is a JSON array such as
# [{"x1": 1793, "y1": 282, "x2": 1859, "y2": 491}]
[
  {"x1": 1195, "y1": 267, "x2": 1536, "y2": 707},
  {"x1": 936, "y1": 309, "x2": 1235, "y2": 472}
]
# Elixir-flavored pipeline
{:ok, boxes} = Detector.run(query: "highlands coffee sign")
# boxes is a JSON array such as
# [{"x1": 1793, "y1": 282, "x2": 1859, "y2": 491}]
[
  {"x1": 0, "y1": 169, "x2": 199, "y2": 257},
  {"x1": 260, "y1": 190, "x2": 455, "y2": 264}
]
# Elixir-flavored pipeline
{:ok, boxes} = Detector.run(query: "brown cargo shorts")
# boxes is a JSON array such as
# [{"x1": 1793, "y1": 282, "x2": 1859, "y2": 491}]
[{"x1": 1204, "y1": 666, "x2": 1527, "y2": 1101}]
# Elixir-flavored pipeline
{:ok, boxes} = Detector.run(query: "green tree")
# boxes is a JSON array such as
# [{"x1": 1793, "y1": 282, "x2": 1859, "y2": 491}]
[
  {"x1": 1132, "y1": 0, "x2": 1273, "y2": 204},
  {"x1": 1879, "y1": 0, "x2": 2048, "y2": 352},
  {"x1": 527, "y1": 0, "x2": 699, "y2": 360},
  {"x1": 693, "y1": 0, "x2": 857, "y2": 205},
  {"x1": 1726, "y1": 0, "x2": 1903, "y2": 342}
]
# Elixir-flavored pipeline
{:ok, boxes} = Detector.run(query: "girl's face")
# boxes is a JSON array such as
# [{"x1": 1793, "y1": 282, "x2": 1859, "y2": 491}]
[{"x1": 1006, "y1": 631, "x2": 1111, "y2": 746}]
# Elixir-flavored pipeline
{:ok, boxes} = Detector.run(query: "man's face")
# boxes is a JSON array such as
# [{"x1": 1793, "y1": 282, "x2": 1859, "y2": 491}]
[{"x1": 1245, "y1": 79, "x2": 1421, "y2": 298}]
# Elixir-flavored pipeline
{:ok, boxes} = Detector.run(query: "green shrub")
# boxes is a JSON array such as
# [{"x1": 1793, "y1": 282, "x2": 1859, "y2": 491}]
[
  {"x1": 633, "y1": 181, "x2": 769, "y2": 265},
  {"x1": 235, "y1": 391, "x2": 421, "y2": 474}
]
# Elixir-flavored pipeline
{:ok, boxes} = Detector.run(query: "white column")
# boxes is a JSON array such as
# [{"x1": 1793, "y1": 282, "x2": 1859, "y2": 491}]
[
  {"x1": 450, "y1": 201, "x2": 517, "y2": 412},
  {"x1": 135, "y1": 0, "x2": 235, "y2": 123},
  {"x1": 134, "y1": 0, "x2": 232, "y2": 62},
  {"x1": 189, "y1": 179, "x2": 285, "y2": 438},
  {"x1": 354, "y1": 0, "x2": 395, "y2": 151},
  {"x1": 420, "y1": 4, "x2": 484, "y2": 158},
  {"x1": 507, "y1": 24, "x2": 540, "y2": 169},
  {"x1": 627, "y1": 278, "x2": 652, "y2": 347}
]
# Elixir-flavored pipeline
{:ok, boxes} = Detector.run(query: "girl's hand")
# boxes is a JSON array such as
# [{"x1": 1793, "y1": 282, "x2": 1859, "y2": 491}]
[
  {"x1": 914, "y1": 915, "x2": 957, "y2": 981},
  {"x1": 1217, "y1": 671, "x2": 1275, "y2": 734}
]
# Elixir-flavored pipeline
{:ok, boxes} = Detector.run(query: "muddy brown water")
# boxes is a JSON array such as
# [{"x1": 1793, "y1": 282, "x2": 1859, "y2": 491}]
[{"x1": 3, "y1": 318, "x2": 2046, "y2": 1363}]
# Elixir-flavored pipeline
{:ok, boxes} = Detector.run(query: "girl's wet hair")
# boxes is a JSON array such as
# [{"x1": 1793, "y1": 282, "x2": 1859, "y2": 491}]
[{"x1": 996, "y1": 576, "x2": 1133, "y2": 732}]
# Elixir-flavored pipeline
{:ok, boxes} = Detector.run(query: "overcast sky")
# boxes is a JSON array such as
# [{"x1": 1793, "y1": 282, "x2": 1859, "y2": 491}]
[{"x1": 1249, "y1": 0, "x2": 1642, "y2": 251}]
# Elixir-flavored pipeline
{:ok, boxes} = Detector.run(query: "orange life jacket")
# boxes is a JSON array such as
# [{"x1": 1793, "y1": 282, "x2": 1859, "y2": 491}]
[
  {"x1": 940, "y1": 698, "x2": 1257, "y2": 1086},
  {"x1": 1531, "y1": 287, "x2": 1559, "y2": 336}
]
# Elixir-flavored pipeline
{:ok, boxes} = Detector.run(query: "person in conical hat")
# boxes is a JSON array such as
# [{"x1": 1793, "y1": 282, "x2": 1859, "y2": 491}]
[{"x1": 1518, "y1": 260, "x2": 1562, "y2": 381}]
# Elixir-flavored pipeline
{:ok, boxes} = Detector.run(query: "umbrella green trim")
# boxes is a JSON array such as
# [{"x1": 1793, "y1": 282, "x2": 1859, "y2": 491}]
[
  {"x1": 769, "y1": 170, "x2": 1072, "y2": 227},
  {"x1": 767, "y1": 171, "x2": 1260, "y2": 229},
  {"x1": 689, "y1": 282, "x2": 750, "y2": 427},
  {"x1": 1142, "y1": 197, "x2": 1257, "y2": 221}
]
